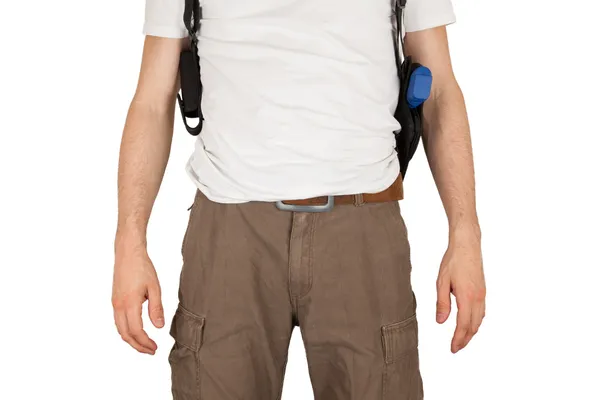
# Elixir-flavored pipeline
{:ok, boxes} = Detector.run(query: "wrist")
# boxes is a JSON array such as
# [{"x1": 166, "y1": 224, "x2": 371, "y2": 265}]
[
  {"x1": 114, "y1": 226, "x2": 147, "y2": 257},
  {"x1": 448, "y1": 219, "x2": 481, "y2": 244}
]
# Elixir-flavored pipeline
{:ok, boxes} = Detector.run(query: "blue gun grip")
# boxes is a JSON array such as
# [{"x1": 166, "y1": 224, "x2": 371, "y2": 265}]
[{"x1": 407, "y1": 66, "x2": 432, "y2": 109}]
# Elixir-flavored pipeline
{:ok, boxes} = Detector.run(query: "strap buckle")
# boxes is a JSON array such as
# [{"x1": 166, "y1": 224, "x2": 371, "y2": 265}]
[{"x1": 275, "y1": 196, "x2": 335, "y2": 213}]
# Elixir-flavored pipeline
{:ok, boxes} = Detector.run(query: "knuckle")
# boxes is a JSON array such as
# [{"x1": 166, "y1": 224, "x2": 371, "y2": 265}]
[
  {"x1": 150, "y1": 283, "x2": 162, "y2": 295},
  {"x1": 464, "y1": 290, "x2": 477, "y2": 302},
  {"x1": 456, "y1": 284, "x2": 485, "y2": 302},
  {"x1": 125, "y1": 297, "x2": 141, "y2": 307},
  {"x1": 456, "y1": 295, "x2": 471, "y2": 311},
  {"x1": 458, "y1": 322, "x2": 470, "y2": 331},
  {"x1": 456, "y1": 292, "x2": 470, "y2": 304},
  {"x1": 458, "y1": 295, "x2": 474, "y2": 306},
  {"x1": 151, "y1": 305, "x2": 164, "y2": 314},
  {"x1": 114, "y1": 292, "x2": 142, "y2": 308},
  {"x1": 130, "y1": 329, "x2": 144, "y2": 337},
  {"x1": 112, "y1": 298, "x2": 125, "y2": 310},
  {"x1": 474, "y1": 288, "x2": 486, "y2": 301},
  {"x1": 462, "y1": 287, "x2": 486, "y2": 302},
  {"x1": 129, "y1": 342, "x2": 141, "y2": 351}
]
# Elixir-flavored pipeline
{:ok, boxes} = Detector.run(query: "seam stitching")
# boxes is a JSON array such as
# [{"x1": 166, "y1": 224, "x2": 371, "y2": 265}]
[{"x1": 296, "y1": 213, "x2": 316, "y2": 299}]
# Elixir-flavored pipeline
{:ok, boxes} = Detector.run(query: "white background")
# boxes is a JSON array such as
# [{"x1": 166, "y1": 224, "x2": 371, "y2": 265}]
[{"x1": 1, "y1": 0, "x2": 599, "y2": 399}]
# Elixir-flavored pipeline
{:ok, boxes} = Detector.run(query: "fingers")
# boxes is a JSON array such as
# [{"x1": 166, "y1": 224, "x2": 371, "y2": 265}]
[
  {"x1": 451, "y1": 290, "x2": 486, "y2": 353},
  {"x1": 114, "y1": 308, "x2": 154, "y2": 354},
  {"x1": 451, "y1": 297, "x2": 472, "y2": 353},
  {"x1": 450, "y1": 297, "x2": 471, "y2": 353},
  {"x1": 471, "y1": 298, "x2": 485, "y2": 332},
  {"x1": 436, "y1": 275, "x2": 452, "y2": 324},
  {"x1": 126, "y1": 303, "x2": 158, "y2": 354},
  {"x1": 468, "y1": 297, "x2": 485, "y2": 344},
  {"x1": 113, "y1": 295, "x2": 158, "y2": 355},
  {"x1": 148, "y1": 282, "x2": 165, "y2": 329}
]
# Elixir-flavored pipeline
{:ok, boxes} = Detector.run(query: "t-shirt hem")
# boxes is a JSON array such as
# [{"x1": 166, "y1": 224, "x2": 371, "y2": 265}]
[
  {"x1": 185, "y1": 159, "x2": 402, "y2": 205},
  {"x1": 405, "y1": 13, "x2": 457, "y2": 33},
  {"x1": 143, "y1": 24, "x2": 187, "y2": 39}
]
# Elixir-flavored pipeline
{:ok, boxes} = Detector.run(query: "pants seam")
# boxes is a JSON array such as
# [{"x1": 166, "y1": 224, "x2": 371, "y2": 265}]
[
  {"x1": 195, "y1": 351, "x2": 202, "y2": 400},
  {"x1": 288, "y1": 212, "x2": 296, "y2": 309},
  {"x1": 276, "y1": 347, "x2": 291, "y2": 400},
  {"x1": 295, "y1": 213, "x2": 316, "y2": 299},
  {"x1": 382, "y1": 364, "x2": 388, "y2": 400}
]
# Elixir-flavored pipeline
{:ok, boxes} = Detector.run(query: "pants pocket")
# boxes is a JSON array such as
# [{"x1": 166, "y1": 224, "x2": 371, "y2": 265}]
[
  {"x1": 381, "y1": 315, "x2": 423, "y2": 400},
  {"x1": 385, "y1": 201, "x2": 409, "y2": 238},
  {"x1": 181, "y1": 190, "x2": 203, "y2": 256},
  {"x1": 169, "y1": 304, "x2": 205, "y2": 400}
]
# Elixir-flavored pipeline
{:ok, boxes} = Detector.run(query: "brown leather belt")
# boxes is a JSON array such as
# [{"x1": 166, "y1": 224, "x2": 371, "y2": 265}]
[{"x1": 276, "y1": 174, "x2": 403, "y2": 211}]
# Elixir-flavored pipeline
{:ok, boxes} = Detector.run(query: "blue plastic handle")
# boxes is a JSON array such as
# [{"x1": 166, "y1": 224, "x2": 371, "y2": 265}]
[{"x1": 407, "y1": 66, "x2": 432, "y2": 109}]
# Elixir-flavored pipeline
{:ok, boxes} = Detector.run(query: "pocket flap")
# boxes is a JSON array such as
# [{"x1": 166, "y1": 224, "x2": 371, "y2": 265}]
[
  {"x1": 169, "y1": 304, "x2": 205, "y2": 352},
  {"x1": 381, "y1": 314, "x2": 418, "y2": 364}
]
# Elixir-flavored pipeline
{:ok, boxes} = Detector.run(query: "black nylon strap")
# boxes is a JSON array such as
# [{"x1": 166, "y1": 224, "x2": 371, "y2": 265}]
[
  {"x1": 178, "y1": 0, "x2": 204, "y2": 135},
  {"x1": 184, "y1": 0, "x2": 201, "y2": 43},
  {"x1": 393, "y1": 0, "x2": 406, "y2": 74}
]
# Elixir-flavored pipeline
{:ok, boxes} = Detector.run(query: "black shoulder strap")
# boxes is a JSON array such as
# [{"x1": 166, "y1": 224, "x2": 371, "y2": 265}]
[
  {"x1": 392, "y1": 0, "x2": 407, "y2": 74},
  {"x1": 392, "y1": 0, "x2": 426, "y2": 179},
  {"x1": 177, "y1": 0, "x2": 204, "y2": 136},
  {"x1": 184, "y1": 0, "x2": 201, "y2": 45}
]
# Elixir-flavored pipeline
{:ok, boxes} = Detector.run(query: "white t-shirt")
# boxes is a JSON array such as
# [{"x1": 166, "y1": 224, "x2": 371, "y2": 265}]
[{"x1": 144, "y1": 0, "x2": 456, "y2": 203}]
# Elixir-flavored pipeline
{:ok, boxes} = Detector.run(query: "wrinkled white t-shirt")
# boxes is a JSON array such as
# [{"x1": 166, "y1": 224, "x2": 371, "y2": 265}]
[{"x1": 144, "y1": 0, "x2": 455, "y2": 203}]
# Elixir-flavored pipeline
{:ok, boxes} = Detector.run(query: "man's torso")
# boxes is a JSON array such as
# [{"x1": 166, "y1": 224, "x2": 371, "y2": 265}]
[
  {"x1": 187, "y1": 0, "x2": 401, "y2": 203},
  {"x1": 143, "y1": 0, "x2": 456, "y2": 202}
]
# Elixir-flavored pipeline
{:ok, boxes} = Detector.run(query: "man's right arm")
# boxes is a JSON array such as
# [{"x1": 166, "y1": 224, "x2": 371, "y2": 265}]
[{"x1": 112, "y1": 36, "x2": 184, "y2": 355}]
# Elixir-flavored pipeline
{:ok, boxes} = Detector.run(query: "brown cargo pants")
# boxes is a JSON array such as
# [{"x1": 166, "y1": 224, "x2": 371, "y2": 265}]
[{"x1": 169, "y1": 190, "x2": 422, "y2": 400}]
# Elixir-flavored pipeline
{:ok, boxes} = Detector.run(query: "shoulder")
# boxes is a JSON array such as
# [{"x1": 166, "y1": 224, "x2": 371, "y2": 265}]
[{"x1": 143, "y1": 0, "x2": 187, "y2": 39}]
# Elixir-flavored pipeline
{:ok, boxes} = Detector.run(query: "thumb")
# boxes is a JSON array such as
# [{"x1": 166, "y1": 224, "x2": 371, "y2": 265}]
[
  {"x1": 148, "y1": 282, "x2": 165, "y2": 329},
  {"x1": 436, "y1": 276, "x2": 451, "y2": 324}
]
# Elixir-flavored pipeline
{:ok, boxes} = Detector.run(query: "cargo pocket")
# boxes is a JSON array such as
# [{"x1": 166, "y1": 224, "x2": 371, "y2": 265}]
[
  {"x1": 169, "y1": 304, "x2": 205, "y2": 400},
  {"x1": 381, "y1": 315, "x2": 423, "y2": 400}
]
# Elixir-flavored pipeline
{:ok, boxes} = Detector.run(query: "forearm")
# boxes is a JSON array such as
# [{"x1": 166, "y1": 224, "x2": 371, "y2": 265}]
[
  {"x1": 422, "y1": 83, "x2": 480, "y2": 238},
  {"x1": 114, "y1": 36, "x2": 183, "y2": 255},
  {"x1": 116, "y1": 99, "x2": 176, "y2": 253}
]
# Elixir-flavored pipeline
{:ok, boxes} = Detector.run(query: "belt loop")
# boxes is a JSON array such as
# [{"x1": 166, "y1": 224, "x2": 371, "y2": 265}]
[{"x1": 353, "y1": 193, "x2": 365, "y2": 207}]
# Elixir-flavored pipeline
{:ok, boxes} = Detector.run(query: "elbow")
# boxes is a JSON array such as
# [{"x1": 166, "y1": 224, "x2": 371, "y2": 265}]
[
  {"x1": 430, "y1": 76, "x2": 462, "y2": 104},
  {"x1": 130, "y1": 88, "x2": 177, "y2": 117}
]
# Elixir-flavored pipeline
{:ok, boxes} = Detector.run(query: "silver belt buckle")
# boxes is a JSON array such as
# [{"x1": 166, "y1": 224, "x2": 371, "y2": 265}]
[{"x1": 275, "y1": 196, "x2": 335, "y2": 213}]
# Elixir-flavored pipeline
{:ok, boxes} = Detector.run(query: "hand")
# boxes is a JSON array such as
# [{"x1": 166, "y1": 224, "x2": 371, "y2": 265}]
[
  {"x1": 436, "y1": 226, "x2": 486, "y2": 353},
  {"x1": 112, "y1": 245, "x2": 165, "y2": 355}
]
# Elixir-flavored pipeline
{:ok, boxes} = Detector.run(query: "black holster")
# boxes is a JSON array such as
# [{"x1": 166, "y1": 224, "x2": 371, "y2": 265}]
[
  {"x1": 394, "y1": 56, "x2": 425, "y2": 178},
  {"x1": 177, "y1": 48, "x2": 203, "y2": 136}
]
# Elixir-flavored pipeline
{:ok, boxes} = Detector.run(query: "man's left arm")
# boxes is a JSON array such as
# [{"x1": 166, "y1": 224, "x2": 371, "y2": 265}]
[{"x1": 405, "y1": 27, "x2": 486, "y2": 353}]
